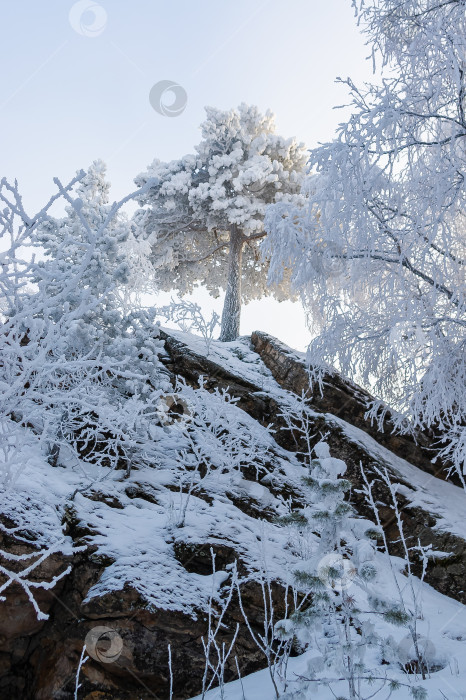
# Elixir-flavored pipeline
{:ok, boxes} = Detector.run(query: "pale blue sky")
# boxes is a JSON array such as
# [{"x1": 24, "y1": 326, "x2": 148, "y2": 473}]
[{"x1": 0, "y1": 0, "x2": 374, "y2": 349}]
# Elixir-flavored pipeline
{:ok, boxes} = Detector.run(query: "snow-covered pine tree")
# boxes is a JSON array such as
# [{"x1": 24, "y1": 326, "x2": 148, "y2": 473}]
[
  {"x1": 37, "y1": 160, "x2": 152, "y2": 345},
  {"x1": 275, "y1": 437, "x2": 426, "y2": 699},
  {"x1": 134, "y1": 103, "x2": 307, "y2": 341},
  {"x1": 264, "y1": 0, "x2": 466, "y2": 480},
  {"x1": 276, "y1": 441, "x2": 382, "y2": 699},
  {"x1": 1, "y1": 164, "x2": 167, "y2": 475}
]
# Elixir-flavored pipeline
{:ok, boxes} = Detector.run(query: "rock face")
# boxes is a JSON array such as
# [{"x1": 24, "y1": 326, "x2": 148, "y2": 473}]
[
  {"x1": 250, "y1": 332, "x2": 442, "y2": 479},
  {"x1": 1, "y1": 493, "x2": 295, "y2": 700},
  {"x1": 249, "y1": 332, "x2": 466, "y2": 600},
  {"x1": 0, "y1": 518, "x2": 73, "y2": 697},
  {"x1": 1, "y1": 329, "x2": 466, "y2": 700}
]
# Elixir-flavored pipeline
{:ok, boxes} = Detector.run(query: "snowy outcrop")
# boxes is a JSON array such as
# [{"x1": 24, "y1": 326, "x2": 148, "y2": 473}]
[
  {"x1": 1, "y1": 329, "x2": 466, "y2": 699},
  {"x1": 251, "y1": 331, "x2": 440, "y2": 478}
]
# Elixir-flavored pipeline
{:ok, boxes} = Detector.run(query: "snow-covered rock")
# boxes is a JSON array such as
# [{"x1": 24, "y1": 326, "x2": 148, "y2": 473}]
[{"x1": 1, "y1": 329, "x2": 466, "y2": 699}]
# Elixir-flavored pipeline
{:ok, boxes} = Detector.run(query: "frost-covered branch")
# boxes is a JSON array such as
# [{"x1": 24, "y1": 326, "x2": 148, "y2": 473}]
[
  {"x1": 160, "y1": 299, "x2": 220, "y2": 355},
  {"x1": 167, "y1": 377, "x2": 269, "y2": 527},
  {"x1": 0, "y1": 534, "x2": 84, "y2": 621}
]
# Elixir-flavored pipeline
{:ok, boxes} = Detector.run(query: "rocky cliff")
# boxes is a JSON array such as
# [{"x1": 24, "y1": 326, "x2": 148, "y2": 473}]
[{"x1": 1, "y1": 330, "x2": 465, "y2": 700}]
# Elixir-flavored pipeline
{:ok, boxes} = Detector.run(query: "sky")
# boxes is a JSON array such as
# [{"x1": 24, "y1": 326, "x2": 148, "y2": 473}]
[{"x1": 0, "y1": 0, "x2": 375, "y2": 350}]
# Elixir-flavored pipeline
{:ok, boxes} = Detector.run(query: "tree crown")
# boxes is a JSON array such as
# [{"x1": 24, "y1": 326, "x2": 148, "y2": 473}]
[{"x1": 135, "y1": 103, "x2": 307, "y2": 300}]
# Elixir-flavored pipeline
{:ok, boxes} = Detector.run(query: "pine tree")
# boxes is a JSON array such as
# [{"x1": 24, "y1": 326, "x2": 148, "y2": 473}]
[
  {"x1": 38, "y1": 161, "x2": 132, "y2": 331},
  {"x1": 285, "y1": 442, "x2": 380, "y2": 699},
  {"x1": 1, "y1": 163, "x2": 167, "y2": 472},
  {"x1": 134, "y1": 103, "x2": 307, "y2": 341},
  {"x1": 275, "y1": 432, "x2": 425, "y2": 698},
  {"x1": 36, "y1": 160, "x2": 163, "y2": 396}
]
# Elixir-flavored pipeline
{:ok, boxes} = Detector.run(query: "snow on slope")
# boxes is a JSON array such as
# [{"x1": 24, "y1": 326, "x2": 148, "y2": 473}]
[
  {"x1": 2, "y1": 331, "x2": 466, "y2": 699},
  {"x1": 162, "y1": 332, "x2": 466, "y2": 700},
  {"x1": 165, "y1": 330, "x2": 466, "y2": 542},
  {"x1": 193, "y1": 550, "x2": 466, "y2": 700},
  {"x1": 0, "y1": 368, "x2": 309, "y2": 616},
  {"x1": 331, "y1": 415, "x2": 466, "y2": 543}
]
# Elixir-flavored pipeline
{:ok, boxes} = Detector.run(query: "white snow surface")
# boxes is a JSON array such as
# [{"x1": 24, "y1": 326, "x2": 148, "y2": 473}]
[{"x1": 330, "y1": 415, "x2": 466, "y2": 542}]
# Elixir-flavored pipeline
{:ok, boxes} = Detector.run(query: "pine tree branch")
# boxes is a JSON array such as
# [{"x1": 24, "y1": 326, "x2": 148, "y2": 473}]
[
  {"x1": 182, "y1": 240, "x2": 230, "y2": 264},
  {"x1": 242, "y1": 231, "x2": 267, "y2": 243}
]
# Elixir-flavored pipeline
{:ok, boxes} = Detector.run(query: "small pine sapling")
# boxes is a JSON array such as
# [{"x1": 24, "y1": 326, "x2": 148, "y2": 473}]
[
  {"x1": 360, "y1": 463, "x2": 435, "y2": 682},
  {"x1": 275, "y1": 429, "x2": 426, "y2": 699}
]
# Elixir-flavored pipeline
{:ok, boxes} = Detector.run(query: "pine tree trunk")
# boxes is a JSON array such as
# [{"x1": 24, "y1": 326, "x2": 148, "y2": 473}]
[{"x1": 219, "y1": 224, "x2": 243, "y2": 342}]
